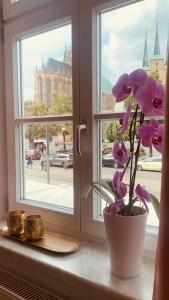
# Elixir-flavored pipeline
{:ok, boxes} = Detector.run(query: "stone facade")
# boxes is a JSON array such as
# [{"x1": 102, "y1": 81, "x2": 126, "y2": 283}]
[
  {"x1": 147, "y1": 57, "x2": 166, "y2": 84},
  {"x1": 35, "y1": 47, "x2": 114, "y2": 112},
  {"x1": 35, "y1": 47, "x2": 72, "y2": 108}
]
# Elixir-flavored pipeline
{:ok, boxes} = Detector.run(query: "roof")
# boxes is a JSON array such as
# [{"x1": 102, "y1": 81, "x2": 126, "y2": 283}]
[
  {"x1": 45, "y1": 58, "x2": 71, "y2": 75},
  {"x1": 149, "y1": 54, "x2": 164, "y2": 61}
]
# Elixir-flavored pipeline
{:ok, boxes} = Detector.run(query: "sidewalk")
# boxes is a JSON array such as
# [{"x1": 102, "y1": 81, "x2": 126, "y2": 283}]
[{"x1": 25, "y1": 180, "x2": 73, "y2": 209}]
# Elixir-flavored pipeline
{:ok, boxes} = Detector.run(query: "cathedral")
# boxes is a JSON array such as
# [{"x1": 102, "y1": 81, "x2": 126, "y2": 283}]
[{"x1": 34, "y1": 46, "x2": 72, "y2": 108}]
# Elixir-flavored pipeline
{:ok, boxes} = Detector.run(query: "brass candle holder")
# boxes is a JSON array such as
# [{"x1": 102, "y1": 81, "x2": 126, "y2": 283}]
[
  {"x1": 7, "y1": 210, "x2": 26, "y2": 235},
  {"x1": 24, "y1": 215, "x2": 44, "y2": 241}
]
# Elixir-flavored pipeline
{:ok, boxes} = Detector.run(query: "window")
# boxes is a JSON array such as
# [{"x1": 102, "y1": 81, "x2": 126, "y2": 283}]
[
  {"x1": 5, "y1": 0, "x2": 80, "y2": 230},
  {"x1": 94, "y1": 1, "x2": 166, "y2": 230},
  {"x1": 79, "y1": 0, "x2": 167, "y2": 246},
  {"x1": 4, "y1": 0, "x2": 168, "y2": 249}
]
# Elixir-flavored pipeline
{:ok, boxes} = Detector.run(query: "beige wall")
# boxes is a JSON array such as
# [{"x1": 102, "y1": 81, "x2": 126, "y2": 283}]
[
  {"x1": 0, "y1": 0, "x2": 8, "y2": 218},
  {"x1": 148, "y1": 58, "x2": 166, "y2": 84}
]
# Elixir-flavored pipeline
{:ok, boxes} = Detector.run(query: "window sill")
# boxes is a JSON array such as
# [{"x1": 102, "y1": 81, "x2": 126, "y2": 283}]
[{"x1": 0, "y1": 230, "x2": 154, "y2": 300}]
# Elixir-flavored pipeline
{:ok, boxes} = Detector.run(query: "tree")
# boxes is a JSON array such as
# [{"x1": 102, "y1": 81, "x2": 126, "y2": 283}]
[
  {"x1": 106, "y1": 122, "x2": 121, "y2": 142},
  {"x1": 150, "y1": 70, "x2": 162, "y2": 84},
  {"x1": 50, "y1": 92, "x2": 72, "y2": 115},
  {"x1": 24, "y1": 100, "x2": 48, "y2": 117},
  {"x1": 123, "y1": 96, "x2": 136, "y2": 110},
  {"x1": 24, "y1": 94, "x2": 73, "y2": 148}
]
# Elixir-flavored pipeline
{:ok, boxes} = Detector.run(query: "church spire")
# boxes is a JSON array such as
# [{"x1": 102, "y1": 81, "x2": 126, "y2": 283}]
[
  {"x1": 63, "y1": 46, "x2": 68, "y2": 63},
  {"x1": 63, "y1": 45, "x2": 72, "y2": 65},
  {"x1": 154, "y1": 16, "x2": 160, "y2": 56},
  {"x1": 142, "y1": 28, "x2": 149, "y2": 69},
  {"x1": 165, "y1": 26, "x2": 169, "y2": 65}
]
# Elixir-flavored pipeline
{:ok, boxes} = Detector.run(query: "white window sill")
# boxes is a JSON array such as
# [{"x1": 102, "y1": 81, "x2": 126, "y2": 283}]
[{"x1": 0, "y1": 229, "x2": 155, "y2": 300}]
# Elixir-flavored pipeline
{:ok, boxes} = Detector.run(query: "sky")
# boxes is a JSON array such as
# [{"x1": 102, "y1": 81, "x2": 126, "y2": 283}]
[
  {"x1": 21, "y1": 0, "x2": 169, "y2": 102},
  {"x1": 101, "y1": 0, "x2": 169, "y2": 84},
  {"x1": 22, "y1": 23, "x2": 72, "y2": 101}
]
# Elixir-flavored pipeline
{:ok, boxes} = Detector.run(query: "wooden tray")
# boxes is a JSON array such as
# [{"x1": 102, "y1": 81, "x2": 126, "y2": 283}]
[{"x1": 0, "y1": 226, "x2": 80, "y2": 254}]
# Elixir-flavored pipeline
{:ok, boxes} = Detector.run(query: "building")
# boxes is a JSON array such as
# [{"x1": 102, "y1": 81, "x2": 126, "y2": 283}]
[
  {"x1": 35, "y1": 46, "x2": 114, "y2": 112},
  {"x1": 35, "y1": 46, "x2": 72, "y2": 108},
  {"x1": 142, "y1": 19, "x2": 169, "y2": 84}
]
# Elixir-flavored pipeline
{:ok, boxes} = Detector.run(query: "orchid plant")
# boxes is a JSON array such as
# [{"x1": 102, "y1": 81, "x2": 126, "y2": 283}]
[{"x1": 82, "y1": 69, "x2": 163, "y2": 217}]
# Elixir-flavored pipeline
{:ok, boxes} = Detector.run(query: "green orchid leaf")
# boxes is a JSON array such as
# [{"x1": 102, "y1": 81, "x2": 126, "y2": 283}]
[
  {"x1": 93, "y1": 180, "x2": 120, "y2": 200},
  {"x1": 150, "y1": 193, "x2": 160, "y2": 219},
  {"x1": 105, "y1": 180, "x2": 121, "y2": 200},
  {"x1": 92, "y1": 186, "x2": 113, "y2": 204},
  {"x1": 100, "y1": 179, "x2": 113, "y2": 192},
  {"x1": 81, "y1": 184, "x2": 92, "y2": 201},
  {"x1": 81, "y1": 180, "x2": 115, "y2": 204},
  {"x1": 92, "y1": 183, "x2": 114, "y2": 204}
]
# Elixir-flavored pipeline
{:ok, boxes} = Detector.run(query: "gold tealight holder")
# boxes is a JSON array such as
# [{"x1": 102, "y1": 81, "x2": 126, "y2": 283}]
[
  {"x1": 24, "y1": 215, "x2": 44, "y2": 241},
  {"x1": 7, "y1": 210, "x2": 26, "y2": 235}
]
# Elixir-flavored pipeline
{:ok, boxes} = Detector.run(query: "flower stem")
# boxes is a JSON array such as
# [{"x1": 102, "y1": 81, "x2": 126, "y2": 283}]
[
  {"x1": 131, "y1": 111, "x2": 144, "y2": 194},
  {"x1": 128, "y1": 105, "x2": 138, "y2": 213}
]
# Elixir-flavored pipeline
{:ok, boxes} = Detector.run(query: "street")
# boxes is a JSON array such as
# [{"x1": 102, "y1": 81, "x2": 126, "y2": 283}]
[{"x1": 25, "y1": 160, "x2": 161, "y2": 227}]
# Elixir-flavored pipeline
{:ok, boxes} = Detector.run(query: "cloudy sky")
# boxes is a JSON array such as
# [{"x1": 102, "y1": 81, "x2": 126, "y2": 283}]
[
  {"x1": 101, "y1": 0, "x2": 169, "y2": 84},
  {"x1": 22, "y1": 0, "x2": 169, "y2": 101},
  {"x1": 22, "y1": 23, "x2": 72, "y2": 101}
]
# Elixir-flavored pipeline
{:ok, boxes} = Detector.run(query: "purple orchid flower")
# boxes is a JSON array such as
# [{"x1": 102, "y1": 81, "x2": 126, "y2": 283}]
[
  {"x1": 151, "y1": 123, "x2": 164, "y2": 153},
  {"x1": 112, "y1": 171, "x2": 127, "y2": 198},
  {"x1": 135, "y1": 76, "x2": 164, "y2": 115},
  {"x1": 129, "y1": 68, "x2": 147, "y2": 95},
  {"x1": 112, "y1": 69, "x2": 148, "y2": 103},
  {"x1": 138, "y1": 124, "x2": 155, "y2": 147},
  {"x1": 120, "y1": 104, "x2": 132, "y2": 134},
  {"x1": 135, "y1": 184, "x2": 152, "y2": 212},
  {"x1": 138, "y1": 119, "x2": 164, "y2": 153},
  {"x1": 152, "y1": 83, "x2": 164, "y2": 116},
  {"x1": 105, "y1": 199, "x2": 124, "y2": 215},
  {"x1": 112, "y1": 141, "x2": 129, "y2": 165},
  {"x1": 112, "y1": 74, "x2": 132, "y2": 102}
]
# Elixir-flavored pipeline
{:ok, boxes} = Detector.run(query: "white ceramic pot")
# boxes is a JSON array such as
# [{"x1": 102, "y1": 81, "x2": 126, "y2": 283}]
[{"x1": 103, "y1": 208, "x2": 147, "y2": 278}]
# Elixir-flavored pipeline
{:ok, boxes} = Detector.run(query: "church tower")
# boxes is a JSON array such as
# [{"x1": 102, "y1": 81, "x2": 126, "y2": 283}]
[
  {"x1": 147, "y1": 17, "x2": 166, "y2": 84},
  {"x1": 63, "y1": 46, "x2": 72, "y2": 65},
  {"x1": 142, "y1": 28, "x2": 149, "y2": 70},
  {"x1": 154, "y1": 17, "x2": 161, "y2": 56}
]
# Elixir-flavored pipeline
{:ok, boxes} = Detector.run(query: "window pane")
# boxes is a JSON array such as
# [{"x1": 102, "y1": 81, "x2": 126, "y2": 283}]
[
  {"x1": 23, "y1": 122, "x2": 74, "y2": 210},
  {"x1": 99, "y1": 0, "x2": 168, "y2": 113},
  {"x1": 19, "y1": 23, "x2": 72, "y2": 117},
  {"x1": 98, "y1": 120, "x2": 161, "y2": 227}
]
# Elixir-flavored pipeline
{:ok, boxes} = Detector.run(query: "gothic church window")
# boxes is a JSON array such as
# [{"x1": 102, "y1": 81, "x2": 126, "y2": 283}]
[{"x1": 46, "y1": 78, "x2": 51, "y2": 107}]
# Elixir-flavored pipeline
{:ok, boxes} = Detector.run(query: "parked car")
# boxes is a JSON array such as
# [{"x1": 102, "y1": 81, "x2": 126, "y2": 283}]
[
  {"x1": 137, "y1": 157, "x2": 162, "y2": 171},
  {"x1": 50, "y1": 153, "x2": 73, "y2": 168},
  {"x1": 102, "y1": 153, "x2": 123, "y2": 168},
  {"x1": 45, "y1": 153, "x2": 73, "y2": 168},
  {"x1": 25, "y1": 150, "x2": 41, "y2": 160}
]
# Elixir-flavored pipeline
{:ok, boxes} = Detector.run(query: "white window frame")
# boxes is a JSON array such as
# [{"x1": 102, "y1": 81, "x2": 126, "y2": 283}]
[
  {"x1": 4, "y1": 0, "x2": 160, "y2": 253},
  {"x1": 4, "y1": 0, "x2": 81, "y2": 231},
  {"x1": 79, "y1": 0, "x2": 159, "y2": 253},
  {"x1": 3, "y1": 0, "x2": 55, "y2": 21}
]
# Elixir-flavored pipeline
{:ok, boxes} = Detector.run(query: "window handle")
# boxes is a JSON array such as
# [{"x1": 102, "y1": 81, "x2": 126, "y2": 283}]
[{"x1": 76, "y1": 124, "x2": 87, "y2": 156}]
